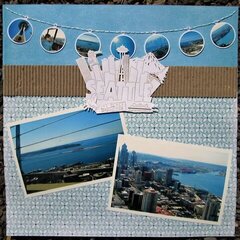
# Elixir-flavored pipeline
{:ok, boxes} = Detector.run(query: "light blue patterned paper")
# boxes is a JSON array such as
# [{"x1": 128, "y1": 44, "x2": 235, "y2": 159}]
[{"x1": 4, "y1": 97, "x2": 237, "y2": 237}]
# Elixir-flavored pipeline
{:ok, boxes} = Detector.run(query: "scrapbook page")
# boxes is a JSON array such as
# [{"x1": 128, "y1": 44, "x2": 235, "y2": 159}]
[{"x1": 3, "y1": 5, "x2": 238, "y2": 237}]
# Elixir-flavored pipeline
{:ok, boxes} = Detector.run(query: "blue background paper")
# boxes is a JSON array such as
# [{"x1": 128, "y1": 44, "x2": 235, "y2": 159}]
[{"x1": 3, "y1": 5, "x2": 238, "y2": 66}]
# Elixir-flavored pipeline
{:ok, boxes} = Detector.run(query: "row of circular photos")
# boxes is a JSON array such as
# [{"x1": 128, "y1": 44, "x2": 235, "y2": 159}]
[{"x1": 8, "y1": 18, "x2": 236, "y2": 60}]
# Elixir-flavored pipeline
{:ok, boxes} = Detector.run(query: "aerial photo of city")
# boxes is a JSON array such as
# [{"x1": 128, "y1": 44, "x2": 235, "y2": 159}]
[
  {"x1": 110, "y1": 135, "x2": 231, "y2": 223},
  {"x1": 9, "y1": 108, "x2": 124, "y2": 195}
]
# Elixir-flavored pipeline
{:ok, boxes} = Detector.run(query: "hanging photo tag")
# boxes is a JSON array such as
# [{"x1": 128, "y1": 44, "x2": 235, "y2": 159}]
[
  {"x1": 40, "y1": 27, "x2": 66, "y2": 53},
  {"x1": 7, "y1": 18, "x2": 33, "y2": 44}
]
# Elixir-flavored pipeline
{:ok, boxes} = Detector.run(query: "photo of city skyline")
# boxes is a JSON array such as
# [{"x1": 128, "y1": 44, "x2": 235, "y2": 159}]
[
  {"x1": 110, "y1": 135, "x2": 231, "y2": 223},
  {"x1": 8, "y1": 108, "x2": 125, "y2": 196}
]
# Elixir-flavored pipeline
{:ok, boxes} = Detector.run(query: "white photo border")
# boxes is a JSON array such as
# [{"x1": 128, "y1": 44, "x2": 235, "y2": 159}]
[
  {"x1": 107, "y1": 134, "x2": 232, "y2": 225},
  {"x1": 6, "y1": 105, "x2": 127, "y2": 198}
]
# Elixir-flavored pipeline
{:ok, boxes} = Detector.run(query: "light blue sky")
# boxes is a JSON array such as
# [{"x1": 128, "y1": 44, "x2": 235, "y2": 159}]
[
  {"x1": 10, "y1": 110, "x2": 123, "y2": 154},
  {"x1": 3, "y1": 5, "x2": 238, "y2": 66}
]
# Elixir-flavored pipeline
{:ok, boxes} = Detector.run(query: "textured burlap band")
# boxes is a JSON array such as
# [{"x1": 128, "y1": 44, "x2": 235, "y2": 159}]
[{"x1": 3, "y1": 65, "x2": 237, "y2": 97}]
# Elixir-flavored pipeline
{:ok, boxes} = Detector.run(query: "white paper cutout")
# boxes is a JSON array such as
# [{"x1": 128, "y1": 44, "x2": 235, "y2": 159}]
[{"x1": 76, "y1": 49, "x2": 169, "y2": 114}]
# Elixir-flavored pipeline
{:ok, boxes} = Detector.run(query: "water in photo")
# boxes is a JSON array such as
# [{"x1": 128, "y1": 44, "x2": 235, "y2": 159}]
[
  {"x1": 110, "y1": 135, "x2": 231, "y2": 223},
  {"x1": 9, "y1": 108, "x2": 125, "y2": 195}
]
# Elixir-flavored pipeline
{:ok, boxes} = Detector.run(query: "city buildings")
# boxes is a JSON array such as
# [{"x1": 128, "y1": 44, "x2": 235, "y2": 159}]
[
  {"x1": 111, "y1": 143, "x2": 223, "y2": 222},
  {"x1": 202, "y1": 194, "x2": 221, "y2": 221},
  {"x1": 141, "y1": 188, "x2": 159, "y2": 213},
  {"x1": 165, "y1": 169, "x2": 173, "y2": 186}
]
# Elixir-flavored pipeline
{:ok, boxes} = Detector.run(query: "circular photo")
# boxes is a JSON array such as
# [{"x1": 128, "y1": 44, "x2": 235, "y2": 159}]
[
  {"x1": 40, "y1": 27, "x2": 66, "y2": 53},
  {"x1": 144, "y1": 34, "x2": 170, "y2": 60},
  {"x1": 179, "y1": 30, "x2": 205, "y2": 57},
  {"x1": 75, "y1": 32, "x2": 101, "y2": 57},
  {"x1": 8, "y1": 18, "x2": 33, "y2": 44},
  {"x1": 110, "y1": 34, "x2": 136, "y2": 59},
  {"x1": 210, "y1": 22, "x2": 235, "y2": 48}
]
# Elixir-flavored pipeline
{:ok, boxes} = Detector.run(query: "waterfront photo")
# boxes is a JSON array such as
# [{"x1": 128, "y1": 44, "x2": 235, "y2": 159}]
[
  {"x1": 145, "y1": 34, "x2": 170, "y2": 60},
  {"x1": 8, "y1": 107, "x2": 125, "y2": 196},
  {"x1": 75, "y1": 32, "x2": 101, "y2": 57},
  {"x1": 40, "y1": 27, "x2": 66, "y2": 53},
  {"x1": 8, "y1": 18, "x2": 33, "y2": 44},
  {"x1": 211, "y1": 22, "x2": 235, "y2": 48},
  {"x1": 109, "y1": 135, "x2": 231, "y2": 223},
  {"x1": 179, "y1": 30, "x2": 204, "y2": 56}
]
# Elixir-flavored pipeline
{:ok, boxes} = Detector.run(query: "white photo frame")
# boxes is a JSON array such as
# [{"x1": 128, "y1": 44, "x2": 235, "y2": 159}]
[
  {"x1": 6, "y1": 106, "x2": 127, "y2": 197},
  {"x1": 108, "y1": 134, "x2": 232, "y2": 225},
  {"x1": 7, "y1": 18, "x2": 33, "y2": 45}
]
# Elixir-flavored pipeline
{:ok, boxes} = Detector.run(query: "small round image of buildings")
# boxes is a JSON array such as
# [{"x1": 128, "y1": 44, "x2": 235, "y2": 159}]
[
  {"x1": 75, "y1": 32, "x2": 101, "y2": 57},
  {"x1": 179, "y1": 30, "x2": 204, "y2": 57},
  {"x1": 40, "y1": 27, "x2": 66, "y2": 53},
  {"x1": 210, "y1": 22, "x2": 235, "y2": 48},
  {"x1": 144, "y1": 34, "x2": 170, "y2": 60},
  {"x1": 8, "y1": 18, "x2": 33, "y2": 44},
  {"x1": 110, "y1": 34, "x2": 136, "y2": 59}
]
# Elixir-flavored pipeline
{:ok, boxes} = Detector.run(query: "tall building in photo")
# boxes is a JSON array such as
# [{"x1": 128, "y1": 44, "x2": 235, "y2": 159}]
[
  {"x1": 143, "y1": 171, "x2": 153, "y2": 181},
  {"x1": 131, "y1": 192, "x2": 143, "y2": 210},
  {"x1": 165, "y1": 169, "x2": 173, "y2": 186},
  {"x1": 128, "y1": 188, "x2": 135, "y2": 207},
  {"x1": 122, "y1": 178, "x2": 130, "y2": 187},
  {"x1": 135, "y1": 170, "x2": 142, "y2": 184},
  {"x1": 202, "y1": 194, "x2": 221, "y2": 221},
  {"x1": 115, "y1": 179, "x2": 122, "y2": 190},
  {"x1": 141, "y1": 188, "x2": 159, "y2": 213},
  {"x1": 119, "y1": 143, "x2": 129, "y2": 169},
  {"x1": 130, "y1": 150, "x2": 137, "y2": 167},
  {"x1": 116, "y1": 149, "x2": 122, "y2": 178},
  {"x1": 13, "y1": 21, "x2": 29, "y2": 43},
  {"x1": 154, "y1": 169, "x2": 165, "y2": 182}
]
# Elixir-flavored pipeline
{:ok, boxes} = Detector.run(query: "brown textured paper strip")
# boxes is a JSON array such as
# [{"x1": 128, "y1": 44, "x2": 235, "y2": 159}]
[{"x1": 3, "y1": 65, "x2": 237, "y2": 97}]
